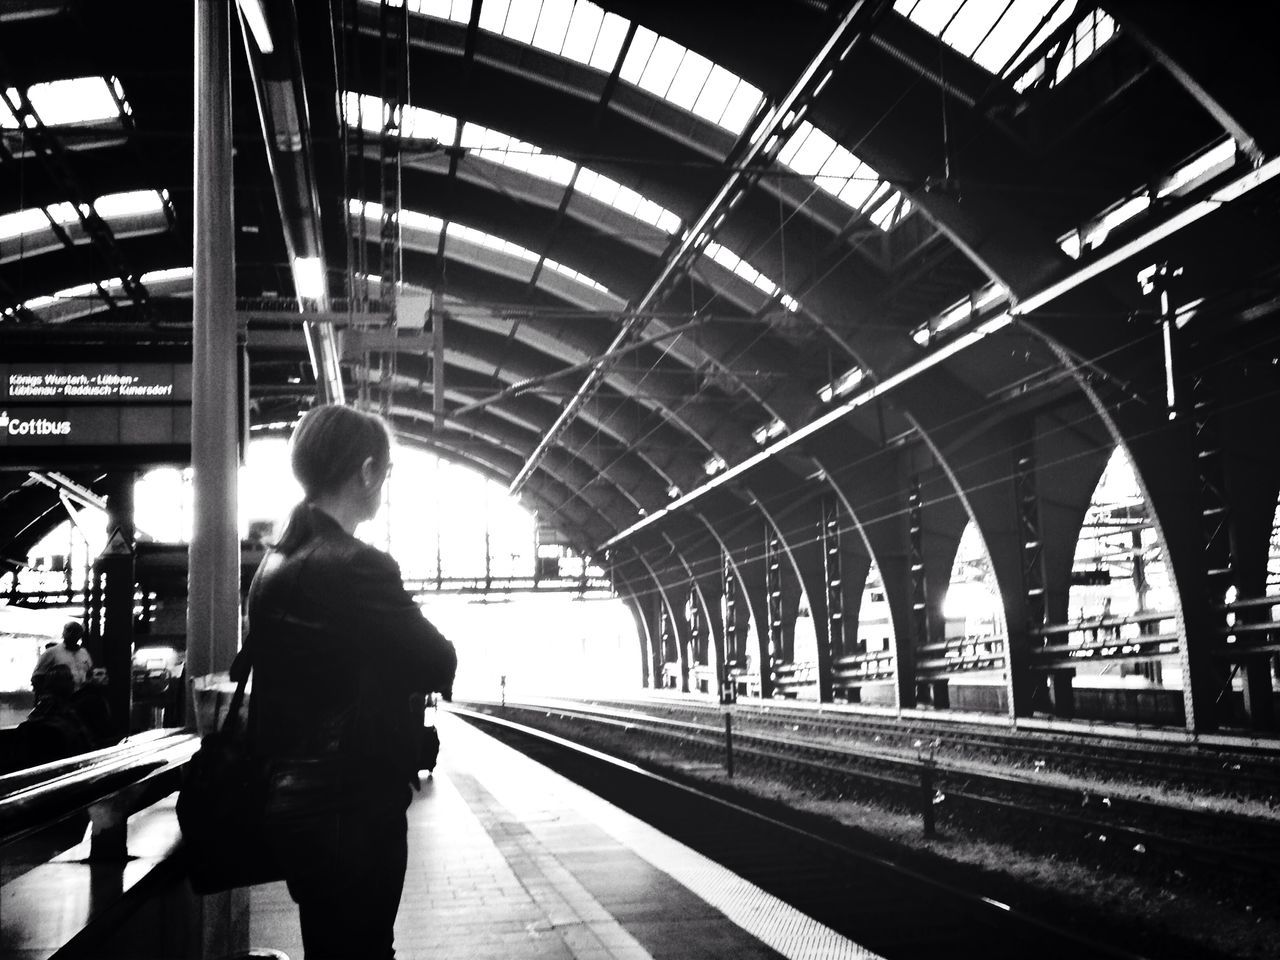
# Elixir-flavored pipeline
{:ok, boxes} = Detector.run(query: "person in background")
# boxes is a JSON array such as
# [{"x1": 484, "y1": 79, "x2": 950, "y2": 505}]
[
  {"x1": 247, "y1": 404, "x2": 456, "y2": 960},
  {"x1": 31, "y1": 620, "x2": 93, "y2": 695}
]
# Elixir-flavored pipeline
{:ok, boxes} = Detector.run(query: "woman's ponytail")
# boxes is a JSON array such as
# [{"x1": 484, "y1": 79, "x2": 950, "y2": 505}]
[{"x1": 274, "y1": 502, "x2": 319, "y2": 556}]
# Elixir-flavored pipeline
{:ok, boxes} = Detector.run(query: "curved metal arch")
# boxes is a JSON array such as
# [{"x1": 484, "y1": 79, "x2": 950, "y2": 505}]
[
  {"x1": 371, "y1": 153, "x2": 827, "y2": 422},
  {"x1": 374, "y1": 235, "x2": 778, "y2": 465},
  {"x1": 386, "y1": 319, "x2": 707, "y2": 487},
  {"x1": 389, "y1": 366, "x2": 667, "y2": 512}
]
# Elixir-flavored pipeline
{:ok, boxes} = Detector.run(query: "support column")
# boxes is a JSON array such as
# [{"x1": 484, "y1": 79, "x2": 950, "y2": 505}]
[
  {"x1": 98, "y1": 472, "x2": 135, "y2": 742},
  {"x1": 188, "y1": 0, "x2": 242, "y2": 723},
  {"x1": 1015, "y1": 443, "x2": 1056, "y2": 716},
  {"x1": 907, "y1": 478, "x2": 933, "y2": 705}
]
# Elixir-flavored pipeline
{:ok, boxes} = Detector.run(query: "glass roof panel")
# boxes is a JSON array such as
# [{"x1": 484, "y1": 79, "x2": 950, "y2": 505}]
[
  {"x1": 1, "y1": 191, "x2": 165, "y2": 244},
  {"x1": 896, "y1": 0, "x2": 964, "y2": 34},
  {"x1": 0, "y1": 206, "x2": 50, "y2": 241},
  {"x1": 25, "y1": 76, "x2": 121, "y2": 126},
  {"x1": 942, "y1": 2, "x2": 1007, "y2": 63},
  {"x1": 353, "y1": 199, "x2": 613, "y2": 296},
  {"x1": 93, "y1": 190, "x2": 165, "y2": 218},
  {"x1": 560, "y1": 1, "x2": 602, "y2": 64},
  {"x1": 689, "y1": 64, "x2": 738, "y2": 126},
  {"x1": 637, "y1": 36, "x2": 685, "y2": 98},
  {"x1": 588, "y1": 10, "x2": 629, "y2": 69},
  {"x1": 719, "y1": 78, "x2": 764, "y2": 133},
  {"x1": 787, "y1": 125, "x2": 837, "y2": 177},
  {"x1": 502, "y1": 0, "x2": 540, "y2": 44},
  {"x1": 478, "y1": 0, "x2": 510, "y2": 33},
  {"x1": 344, "y1": 97, "x2": 809, "y2": 305},
  {"x1": 897, "y1": 0, "x2": 1110, "y2": 87},
  {"x1": 618, "y1": 24, "x2": 658, "y2": 85},
  {"x1": 531, "y1": 0, "x2": 573, "y2": 54},
  {"x1": 666, "y1": 49, "x2": 713, "y2": 111}
]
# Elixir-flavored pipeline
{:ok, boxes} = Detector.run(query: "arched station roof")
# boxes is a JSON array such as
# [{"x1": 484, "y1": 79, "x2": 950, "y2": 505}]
[{"x1": 2, "y1": 0, "x2": 1279, "y2": 580}]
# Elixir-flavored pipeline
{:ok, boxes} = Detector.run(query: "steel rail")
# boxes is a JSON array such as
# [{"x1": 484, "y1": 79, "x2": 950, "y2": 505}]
[
  {"x1": 454, "y1": 705, "x2": 1155, "y2": 960},
  {"x1": 471, "y1": 699, "x2": 1280, "y2": 875}
]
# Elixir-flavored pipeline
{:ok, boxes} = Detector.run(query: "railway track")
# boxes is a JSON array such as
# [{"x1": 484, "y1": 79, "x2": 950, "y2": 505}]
[
  {"x1": 520, "y1": 694, "x2": 1280, "y2": 803},
  {"x1": 461, "y1": 697, "x2": 1280, "y2": 883},
  {"x1": 453, "y1": 705, "x2": 1170, "y2": 960}
]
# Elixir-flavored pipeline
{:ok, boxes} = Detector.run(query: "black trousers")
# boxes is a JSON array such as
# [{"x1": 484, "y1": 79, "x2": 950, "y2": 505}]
[{"x1": 265, "y1": 761, "x2": 412, "y2": 959}]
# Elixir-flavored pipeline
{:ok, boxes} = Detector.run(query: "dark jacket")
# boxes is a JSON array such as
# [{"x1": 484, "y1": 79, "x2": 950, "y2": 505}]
[{"x1": 246, "y1": 505, "x2": 456, "y2": 785}]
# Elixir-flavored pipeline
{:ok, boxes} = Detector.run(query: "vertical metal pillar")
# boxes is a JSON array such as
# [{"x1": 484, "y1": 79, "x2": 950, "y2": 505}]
[
  {"x1": 822, "y1": 495, "x2": 845, "y2": 662},
  {"x1": 722, "y1": 550, "x2": 740, "y2": 669},
  {"x1": 908, "y1": 478, "x2": 930, "y2": 702},
  {"x1": 189, "y1": 0, "x2": 241, "y2": 718},
  {"x1": 376, "y1": 0, "x2": 407, "y2": 417},
  {"x1": 1190, "y1": 363, "x2": 1274, "y2": 728},
  {"x1": 765, "y1": 527, "x2": 785, "y2": 694},
  {"x1": 99, "y1": 472, "x2": 136, "y2": 741},
  {"x1": 1015, "y1": 445, "x2": 1057, "y2": 715}
]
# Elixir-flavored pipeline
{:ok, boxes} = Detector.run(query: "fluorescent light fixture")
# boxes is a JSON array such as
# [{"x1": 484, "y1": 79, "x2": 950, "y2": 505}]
[
  {"x1": 703, "y1": 454, "x2": 726, "y2": 476},
  {"x1": 751, "y1": 418, "x2": 787, "y2": 445},
  {"x1": 237, "y1": 0, "x2": 274, "y2": 54},
  {"x1": 292, "y1": 256, "x2": 325, "y2": 300},
  {"x1": 819, "y1": 366, "x2": 865, "y2": 403},
  {"x1": 93, "y1": 189, "x2": 165, "y2": 219},
  {"x1": 667, "y1": 484, "x2": 682, "y2": 499}
]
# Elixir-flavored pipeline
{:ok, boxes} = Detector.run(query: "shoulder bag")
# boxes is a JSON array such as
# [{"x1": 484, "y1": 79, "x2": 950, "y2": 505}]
[{"x1": 176, "y1": 648, "x2": 281, "y2": 894}]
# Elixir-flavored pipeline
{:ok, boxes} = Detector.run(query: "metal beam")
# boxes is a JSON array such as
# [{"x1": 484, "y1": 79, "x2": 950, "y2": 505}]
[
  {"x1": 236, "y1": 0, "x2": 345, "y2": 403},
  {"x1": 508, "y1": 0, "x2": 885, "y2": 497},
  {"x1": 601, "y1": 152, "x2": 1280, "y2": 550}
]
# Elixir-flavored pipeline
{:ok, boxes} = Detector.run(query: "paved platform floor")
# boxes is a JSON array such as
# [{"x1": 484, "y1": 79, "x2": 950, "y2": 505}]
[{"x1": 246, "y1": 711, "x2": 883, "y2": 960}]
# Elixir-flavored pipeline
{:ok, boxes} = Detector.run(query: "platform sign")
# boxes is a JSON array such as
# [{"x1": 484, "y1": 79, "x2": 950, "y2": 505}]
[
  {"x1": 1, "y1": 363, "x2": 191, "y2": 404},
  {"x1": 0, "y1": 360, "x2": 194, "y2": 463}
]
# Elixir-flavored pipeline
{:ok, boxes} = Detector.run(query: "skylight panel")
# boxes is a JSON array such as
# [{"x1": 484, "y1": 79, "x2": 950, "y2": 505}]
[
  {"x1": 141, "y1": 266, "x2": 194, "y2": 286},
  {"x1": 637, "y1": 36, "x2": 686, "y2": 99},
  {"x1": 531, "y1": 0, "x2": 573, "y2": 53},
  {"x1": 690, "y1": 64, "x2": 738, "y2": 126},
  {"x1": 719, "y1": 78, "x2": 763, "y2": 133},
  {"x1": 588, "y1": 9, "x2": 629, "y2": 70},
  {"x1": 560, "y1": 0, "x2": 602, "y2": 63},
  {"x1": 786, "y1": 125, "x2": 838, "y2": 177},
  {"x1": 25, "y1": 76, "x2": 121, "y2": 126},
  {"x1": 1, "y1": 91, "x2": 19, "y2": 129},
  {"x1": 777, "y1": 121, "x2": 904, "y2": 230},
  {"x1": 45, "y1": 201, "x2": 78, "y2": 226},
  {"x1": 502, "y1": 0, "x2": 540, "y2": 44},
  {"x1": 416, "y1": 0, "x2": 454, "y2": 21},
  {"x1": 703, "y1": 240, "x2": 797, "y2": 310},
  {"x1": 478, "y1": 0, "x2": 509, "y2": 33},
  {"x1": 93, "y1": 190, "x2": 165, "y2": 219},
  {"x1": 666, "y1": 49, "x2": 713, "y2": 111},
  {"x1": 1157, "y1": 139, "x2": 1236, "y2": 199},
  {"x1": 837, "y1": 168, "x2": 878, "y2": 208},
  {"x1": 816, "y1": 143, "x2": 860, "y2": 186},
  {"x1": 942, "y1": 3, "x2": 1007, "y2": 64},
  {"x1": 0, "y1": 207, "x2": 50, "y2": 242},
  {"x1": 898, "y1": 0, "x2": 964, "y2": 36},
  {"x1": 897, "y1": 0, "x2": 1107, "y2": 88},
  {"x1": 619, "y1": 25, "x2": 659, "y2": 86}
]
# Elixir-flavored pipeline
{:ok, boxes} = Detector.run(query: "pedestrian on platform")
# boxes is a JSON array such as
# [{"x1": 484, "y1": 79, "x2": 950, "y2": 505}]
[
  {"x1": 30, "y1": 620, "x2": 92, "y2": 695},
  {"x1": 247, "y1": 403, "x2": 456, "y2": 960}
]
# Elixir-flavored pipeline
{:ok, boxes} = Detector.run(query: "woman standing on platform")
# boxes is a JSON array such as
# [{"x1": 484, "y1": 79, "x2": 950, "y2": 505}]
[{"x1": 247, "y1": 404, "x2": 456, "y2": 959}]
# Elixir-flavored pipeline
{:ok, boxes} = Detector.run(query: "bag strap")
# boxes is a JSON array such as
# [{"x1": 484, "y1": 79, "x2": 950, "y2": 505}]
[{"x1": 221, "y1": 645, "x2": 252, "y2": 734}]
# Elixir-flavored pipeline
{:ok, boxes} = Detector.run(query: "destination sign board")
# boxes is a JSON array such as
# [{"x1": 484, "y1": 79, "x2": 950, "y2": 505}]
[
  {"x1": 0, "y1": 405, "x2": 191, "y2": 448},
  {"x1": 0, "y1": 363, "x2": 191, "y2": 404},
  {"x1": 0, "y1": 360, "x2": 195, "y2": 463}
]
